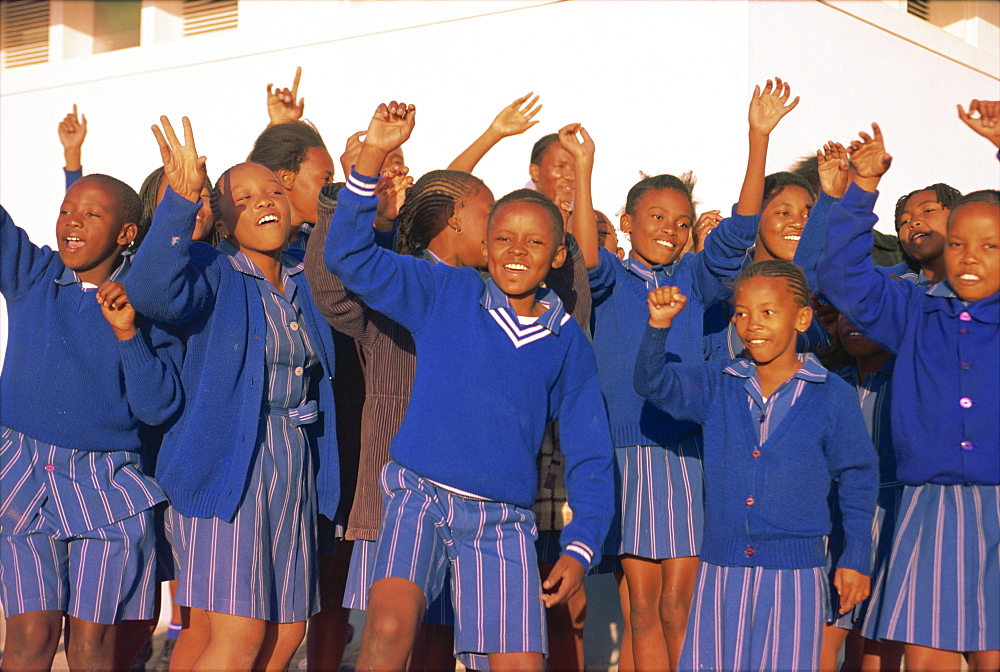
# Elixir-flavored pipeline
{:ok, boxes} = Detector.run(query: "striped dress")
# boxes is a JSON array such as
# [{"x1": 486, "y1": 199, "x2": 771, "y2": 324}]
[{"x1": 170, "y1": 248, "x2": 321, "y2": 623}]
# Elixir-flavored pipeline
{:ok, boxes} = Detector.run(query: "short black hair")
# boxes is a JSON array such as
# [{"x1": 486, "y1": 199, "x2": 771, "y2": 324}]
[
  {"x1": 77, "y1": 174, "x2": 142, "y2": 248},
  {"x1": 893, "y1": 183, "x2": 963, "y2": 231},
  {"x1": 948, "y1": 189, "x2": 1000, "y2": 227},
  {"x1": 530, "y1": 133, "x2": 559, "y2": 167},
  {"x1": 490, "y1": 189, "x2": 564, "y2": 241},
  {"x1": 624, "y1": 174, "x2": 694, "y2": 216},
  {"x1": 247, "y1": 120, "x2": 326, "y2": 174},
  {"x1": 762, "y1": 172, "x2": 814, "y2": 210}
]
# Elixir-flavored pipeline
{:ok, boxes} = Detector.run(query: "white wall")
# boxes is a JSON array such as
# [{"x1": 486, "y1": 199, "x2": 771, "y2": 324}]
[{"x1": 2, "y1": 0, "x2": 1000, "y2": 369}]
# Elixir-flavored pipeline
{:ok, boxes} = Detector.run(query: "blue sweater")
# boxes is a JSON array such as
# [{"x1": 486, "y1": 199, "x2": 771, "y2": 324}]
[
  {"x1": 817, "y1": 184, "x2": 999, "y2": 486},
  {"x1": 124, "y1": 188, "x2": 341, "y2": 521},
  {"x1": 589, "y1": 208, "x2": 759, "y2": 448},
  {"x1": 1, "y1": 206, "x2": 182, "y2": 452},
  {"x1": 323, "y1": 172, "x2": 614, "y2": 569},
  {"x1": 634, "y1": 325, "x2": 879, "y2": 572}
]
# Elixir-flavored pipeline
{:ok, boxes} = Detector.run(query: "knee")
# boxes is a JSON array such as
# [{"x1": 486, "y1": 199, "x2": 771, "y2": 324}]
[
  {"x1": 365, "y1": 609, "x2": 418, "y2": 648},
  {"x1": 627, "y1": 594, "x2": 661, "y2": 632},
  {"x1": 65, "y1": 624, "x2": 115, "y2": 669},
  {"x1": 658, "y1": 590, "x2": 694, "y2": 627},
  {"x1": 5, "y1": 614, "x2": 62, "y2": 662}
]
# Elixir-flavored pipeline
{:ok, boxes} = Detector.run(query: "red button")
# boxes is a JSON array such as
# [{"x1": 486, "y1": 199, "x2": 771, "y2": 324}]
[
  {"x1": 752, "y1": 449, "x2": 762, "y2": 459},
  {"x1": 745, "y1": 546, "x2": 754, "y2": 557},
  {"x1": 746, "y1": 497, "x2": 755, "y2": 506},
  {"x1": 44, "y1": 464, "x2": 55, "y2": 473}
]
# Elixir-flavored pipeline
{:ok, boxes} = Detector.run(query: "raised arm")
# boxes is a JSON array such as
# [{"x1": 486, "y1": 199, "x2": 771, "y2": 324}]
[
  {"x1": 737, "y1": 78, "x2": 799, "y2": 216},
  {"x1": 448, "y1": 93, "x2": 541, "y2": 173},
  {"x1": 558, "y1": 123, "x2": 599, "y2": 269},
  {"x1": 126, "y1": 116, "x2": 215, "y2": 324},
  {"x1": 792, "y1": 141, "x2": 849, "y2": 291},
  {"x1": 957, "y1": 99, "x2": 1000, "y2": 150},
  {"x1": 58, "y1": 104, "x2": 86, "y2": 189},
  {"x1": 0, "y1": 206, "x2": 56, "y2": 299},
  {"x1": 266, "y1": 66, "x2": 305, "y2": 127}
]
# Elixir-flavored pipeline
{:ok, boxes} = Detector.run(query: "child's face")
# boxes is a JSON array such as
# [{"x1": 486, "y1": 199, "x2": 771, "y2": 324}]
[
  {"x1": 529, "y1": 143, "x2": 575, "y2": 209},
  {"x1": 484, "y1": 200, "x2": 566, "y2": 304},
  {"x1": 217, "y1": 163, "x2": 292, "y2": 254},
  {"x1": 732, "y1": 276, "x2": 812, "y2": 366},
  {"x1": 57, "y1": 178, "x2": 135, "y2": 281},
  {"x1": 596, "y1": 212, "x2": 619, "y2": 253},
  {"x1": 756, "y1": 186, "x2": 812, "y2": 262},
  {"x1": 451, "y1": 187, "x2": 495, "y2": 269},
  {"x1": 284, "y1": 147, "x2": 335, "y2": 226},
  {"x1": 156, "y1": 178, "x2": 214, "y2": 243},
  {"x1": 945, "y1": 201, "x2": 1000, "y2": 303},
  {"x1": 621, "y1": 188, "x2": 692, "y2": 268},
  {"x1": 897, "y1": 190, "x2": 948, "y2": 264},
  {"x1": 836, "y1": 314, "x2": 883, "y2": 359}
]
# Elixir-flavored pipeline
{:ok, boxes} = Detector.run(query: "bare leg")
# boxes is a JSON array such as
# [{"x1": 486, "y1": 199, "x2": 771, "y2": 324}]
[
  {"x1": 190, "y1": 611, "x2": 266, "y2": 672},
  {"x1": 409, "y1": 623, "x2": 457, "y2": 672},
  {"x1": 967, "y1": 650, "x2": 1000, "y2": 672},
  {"x1": 170, "y1": 606, "x2": 211, "y2": 671},
  {"x1": 486, "y1": 652, "x2": 546, "y2": 671},
  {"x1": 306, "y1": 542, "x2": 354, "y2": 671},
  {"x1": 0, "y1": 610, "x2": 63, "y2": 671},
  {"x1": 658, "y1": 556, "x2": 698, "y2": 671},
  {"x1": 355, "y1": 577, "x2": 425, "y2": 672},
  {"x1": 63, "y1": 616, "x2": 118, "y2": 672},
  {"x1": 903, "y1": 643, "x2": 963, "y2": 672},
  {"x1": 254, "y1": 621, "x2": 307, "y2": 672},
  {"x1": 620, "y1": 555, "x2": 666, "y2": 671},
  {"x1": 820, "y1": 625, "x2": 850, "y2": 671},
  {"x1": 539, "y1": 561, "x2": 586, "y2": 672},
  {"x1": 859, "y1": 635, "x2": 903, "y2": 672},
  {"x1": 615, "y1": 572, "x2": 634, "y2": 672}
]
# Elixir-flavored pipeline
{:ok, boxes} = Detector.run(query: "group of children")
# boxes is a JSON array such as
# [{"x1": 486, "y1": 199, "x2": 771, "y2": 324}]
[{"x1": 0, "y1": 69, "x2": 997, "y2": 672}]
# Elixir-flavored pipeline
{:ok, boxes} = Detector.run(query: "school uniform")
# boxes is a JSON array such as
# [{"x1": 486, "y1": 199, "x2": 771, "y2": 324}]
[
  {"x1": 885, "y1": 261, "x2": 931, "y2": 287},
  {"x1": 818, "y1": 183, "x2": 1000, "y2": 652},
  {"x1": 634, "y1": 326, "x2": 879, "y2": 671},
  {"x1": 0, "y1": 208, "x2": 180, "y2": 623},
  {"x1": 589, "y1": 208, "x2": 759, "y2": 560},
  {"x1": 286, "y1": 221, "x2": 313, "y2": 252},
  {"x1": 323, "y1": 172, "x2": 614, "y2": 660},
  {"x1": 125, "y1": 188, "x2": 341, "y2": 623}
]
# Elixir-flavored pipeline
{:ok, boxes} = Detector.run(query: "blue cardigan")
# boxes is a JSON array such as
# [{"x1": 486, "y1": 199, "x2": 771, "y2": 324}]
[
  {"x1": 322, "y1": 172, "x2": 614, "y2": 569},
  {"x1": 634, "y1": 325, "x2": 879, "y2": 572},
  {"x1": 817, "y1": 184, "x2": 999, "y2": 486},
  {"x1": 1, "y1": 206, "x2": 181, "y2": 452},
  {"x1": 125, "y1": 188, "x2": 341, "y2": 521}
]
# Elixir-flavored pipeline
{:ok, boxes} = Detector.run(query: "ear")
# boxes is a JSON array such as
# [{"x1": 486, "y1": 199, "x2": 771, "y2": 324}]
[
  {"x1": 795, "y1": 304, "x2": 814, "y2": 332},
  {"x1": 528, "y1": 163, "x2": 541, "y2": 185},
  {"x1": 117, "y1": 222, "x2": 138, "y2": 247},
  {"x1": 481, "y1": 239, "x2": 489, "y2": 266},
  {"x1": 276, "y1": 168, "x2": 297, "y2": 191},
  {"x1": 619, "y1": 212, "x2": 632, "y2": 234},
  {"x1": 550, "y1": 244, "x2": 568, "y2": 270}
]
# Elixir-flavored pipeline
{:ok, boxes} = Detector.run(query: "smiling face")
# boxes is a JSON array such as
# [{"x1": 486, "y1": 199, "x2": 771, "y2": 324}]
[
  {"x1": 529, "y1": 142, "x2": 575, "y2": 209},
  {"x1": 57, "y1": 177, "x2": 136, "y2": 284},
  {"x1": 945, "y1": 201, "x2": 1000, "y2": 303},
  {"x1": 732, "y1": 275, "x2": 812, "y2": 367},
  {"x1": 217, "y1": 163, "x2": 292, "y2": 256},
  {"x1": 897, "y1": 190, "x2": 949, "y2": 265},
  {"x1": 836, "y1": 313, "x2": 882, "y2": 359},
  {"x1": 484, "y1": 200, "x2": 566, "y2": 314},
  {"x1": 755, "y1": 185, "x2": 813, "y2": 262},
  {"x1": 596, "y1": 211, "x2": 619, "y2": 253},
  {"x1": 622, "y1": 188, "x2": 693, "y2": 268},
  {"x1": 281, "y1": 146, "x2": 335, "y2": 227}
]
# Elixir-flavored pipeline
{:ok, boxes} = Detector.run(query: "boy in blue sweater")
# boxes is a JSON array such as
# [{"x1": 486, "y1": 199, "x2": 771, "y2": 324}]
[
  {"x1": 0, "y1": 176, "x2": 180, "y2": 671},
  {"x1": 634, "y1": 261, "x2": 878, "y2": 672},
  {"x1": 324, "y1": 101, "x2": 614, "y2": 671}
]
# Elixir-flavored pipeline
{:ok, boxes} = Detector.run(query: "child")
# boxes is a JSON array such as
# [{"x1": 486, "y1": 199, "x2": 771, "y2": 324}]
[
  {"x1": 324, "y1": 101, "x2": 614, "y2": 670},
  {"x1": 0, "y1": 175, "x2": 179, "y2": 671},
  {"x1": 124, "y1": 116, "x2": 341, "y2": 671},
  {"x1": 582, "y1": 78, "x2": 797, "y2": 671},
  {"x1": 887, "y1": 183, "x2": 963, "y2": 286},
  {"x1": 817, "y1": 122, "x2": 999, "y2": 671},
  {"x1": 634, "y1": 262, "x2": 879, "y2": 671}
]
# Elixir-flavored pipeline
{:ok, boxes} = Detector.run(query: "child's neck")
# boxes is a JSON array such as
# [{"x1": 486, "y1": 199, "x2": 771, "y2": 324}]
[
  {"x1": 855, "y1": 351, "x2": 891, "y2": 385},
  {"x1": 77, "y1": 254, "x2": 124, "y2": 286},
  {"x1": 239, "y1": 246, "x2": 285, "y2": 290},
  {"x1": 921, "y1": 256, "x2": 946, "y2": 284},
  {"x1": 754, "y1": 352, "x2": 802, "y2": 399},
  {"x1": 508, "y1": 294, "x2": 544, "y2": 318}
]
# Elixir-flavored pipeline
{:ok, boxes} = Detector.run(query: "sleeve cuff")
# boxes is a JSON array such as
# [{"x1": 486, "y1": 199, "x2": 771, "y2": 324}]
[
  {"x1": 116, "y1": 331, "x2": 154, "y2": 368},
  {"x1": 346, "y1": 169, "x2": 380, "y2": 197},
  {"x1": 836, "y1": 542, "x2": 873, "y2": 576},
  {"x1": 561, "y1": 541, "x2": 597, "y2": 569},
  {"x1": 844, "y1": 182, "x2": 879, "y2": 209}
]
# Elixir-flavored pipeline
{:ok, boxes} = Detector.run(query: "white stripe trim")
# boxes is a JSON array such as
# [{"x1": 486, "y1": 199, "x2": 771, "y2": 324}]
[{"x1": 488, "y1": 309, "x2": 554, "y2": 348}]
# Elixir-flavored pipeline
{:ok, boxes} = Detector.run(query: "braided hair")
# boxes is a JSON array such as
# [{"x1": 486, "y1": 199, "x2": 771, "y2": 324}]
[
  {"x1": 396, "y1": 170, "x2": 487, "y2": 256},
  {"x1": 732, "y1": 259, "x2": 810, "y2": 308},
  {"x1": 893, "y1": 183, "x2": 962, "y2": 231},
  {"x1": 624, "y1": 174, "x2": 695, "y2": 216},
  {"x1": 490, "y1": 189, "x2": 565, "y2": 240},
  {"x1": 136, "y1": 166, "x2": 217, "y2": 248}
]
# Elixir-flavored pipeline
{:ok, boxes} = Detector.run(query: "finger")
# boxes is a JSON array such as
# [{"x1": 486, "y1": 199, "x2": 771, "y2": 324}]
[
  {"x1": 72, "y1": 103, "x2": 79, "y2": 120},
  {"x1": 266, "y1": 83, "x2": 274, "y2": 96},
  {"x1": 296, "y1": 97, "x2": 305, "y2": 112},
  {"x1": 80, "y1": 114, "x2": 87, "y2": 128},
  {"x1": 160, "y1": 116, "x2": 181, "y2": 149},
  {"x1": 182, "y1": 116, "x2": 196, "y2": 150},
  {"x1": 291, "y1": 65, "x2": 302, "y2": 98},
  {"x1": 858, "y1": 131, "x2": 872, "y2": 143},
  {"x1": 785, "y1": 96, "x2": 800, "y2": 112},
  {"x1": 512, "y1": 92, "x2": 532, "y2": 106},
  {"x1": 152, "y1": 125, "x2": 171, "y2": 163},
  {"x1": 525, "y1": 103, "x2": 542, "y2": 120},
  {"x1": 871, "y1": 122, "x2": 883, "y2": 142}
]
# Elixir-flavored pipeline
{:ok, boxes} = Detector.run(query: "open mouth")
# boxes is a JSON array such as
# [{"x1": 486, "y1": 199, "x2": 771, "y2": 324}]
[
  {"x1": 782, "y1": 234, "x2": 801, "y2": 242},
  {"x1": 910, "y1": 231, "x2": 929, "y2": 243},
  {"x1": 957, "y1": 273, "x2": 981, "y2": 282},
  {"x1": 257, "y1": 213, "x2": 279, "y2": 226},
  {"x1": 63, "y1": 235, "x2": 84, "y2": 250},
  {"x1": 654, "y1": 239, "x2": 675, "y2": 249},
  {"x1": 504, "y1": 263, "x2": 528, "y2": 272}
]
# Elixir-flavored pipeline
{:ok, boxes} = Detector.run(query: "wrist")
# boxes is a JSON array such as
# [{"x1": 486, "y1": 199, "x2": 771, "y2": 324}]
[
  {"x1": 748, "y1": 129, "x2": 770, "y2": 143},
  {"x1": 112, "y1": 326, "x2": 137, "y2": 341},
  {"x1": 853, "y1": 176, "x2": 882, "y2": 193},
  {"x1": 648, "y1": 317, "x2": 673, "y2": 329},
  {"x1": 356, "y1": 145, "x2": 388, "y2": 177}
]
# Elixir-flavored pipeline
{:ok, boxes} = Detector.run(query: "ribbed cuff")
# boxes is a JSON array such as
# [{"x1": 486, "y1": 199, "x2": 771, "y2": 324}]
[{"x1": 346, "y1": 169, "x2": 379, "y2": 197}]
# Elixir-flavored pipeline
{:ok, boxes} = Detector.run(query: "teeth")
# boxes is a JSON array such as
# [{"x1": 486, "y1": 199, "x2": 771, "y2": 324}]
[
  {"x1": 64, "y1": 237, "x2": 83, "y2": 250},
  {"x1": 959, "y1": 274, "x2": 980, "y2": 281},
  {"x1": 505, "y1": 263, "x2": 528, "y2": 271},
  {"x1": 848, "y1": 331, "x2": 862, "y2": 337},
  {"x1": 655, "y1": 240, "x2": 675, "y2": 248},
  {"x1": 258, "y1": 214, "x2": 278, "y2": 225},
  {"x1": 782, "y1": 235, "x2": 801, "y2": 241},
  {"x1": 748, "y1": 339, "x2": 766, "y2": 344}
]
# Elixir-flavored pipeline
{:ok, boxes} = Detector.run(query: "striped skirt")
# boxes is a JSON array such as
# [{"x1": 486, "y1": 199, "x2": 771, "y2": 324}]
[
  {"x1": 874, "y1": 483, "x2": 1000, "y2": 652},
  {"x1": 610, "y1": 436, "x2": 704, "y2": 560},
  {"x1": 168, "y1": 412, "x2": 319, "y2": 623},
  {"x1": 680, "y1": 562, "x2": 828, "y2": 671}
]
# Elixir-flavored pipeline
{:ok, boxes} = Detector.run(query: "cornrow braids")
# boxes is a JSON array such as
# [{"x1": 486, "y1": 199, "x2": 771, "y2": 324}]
[
  {"x1": 210, "y1": 165, "x2": 240, "y2": 239},
  {"x1": 396, "y1": 170, "x2": 487, "y2": 256},
  {"x1": 490, "y1": 189, "x2": 564, "y2": 240},
  {"x1": 893, "y1": 183, "x2": 962, "y2": 231},
  {"x1": 732, "y1": 259, "x2": 810, "y2": 308},
  {"x1": 624, "y1": 174, "x2": 694, "y2": 216},
  {"x1": 134, "y1": 166, "x2": 216, "y2": 249}
]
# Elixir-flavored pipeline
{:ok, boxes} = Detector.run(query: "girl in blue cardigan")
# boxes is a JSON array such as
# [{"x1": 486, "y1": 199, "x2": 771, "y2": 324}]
[
  {"x1": 124, "y1": 117, "x2": 340, "y2": 672},
  {"x1": 634, "y1": 261, "x2": 879, "y2": 672}
]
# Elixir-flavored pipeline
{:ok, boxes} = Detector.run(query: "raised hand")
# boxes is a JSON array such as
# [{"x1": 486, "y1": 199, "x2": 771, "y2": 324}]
[
  {"x1": 364, "y1": 101, "x2": 416, "y2": 152},
  {"x1": 817, "y1": 141, "x2": 850, "y2": 198},
  {"x1": 647, "y1": 286, "x2": 687, "y2": 328},
  {"x1": 848, "y1": 123, "x2": 891, "y2": 193},
  {"x1": 557, "y1": 122, "x2": 595, "y2": 165},
  {"x1": 748, "y1": 77, "x2": 800, "y2": 136},
  {"x1": 340, "y1": 130, "x2": 366, "y2": 178},
  {"x1": 375, "y1": 164, "x2": 413, "y2": 224},
  {"x1": 693, "y1": 209, "x2": 722, "y2": 254},
  {"x1": 97, "y1": 280, "x2": 138, "y2": 340},
  {"x1": 151, "y1": 116, "x2": 208, "y2": 203},
  {"x1": 957, "y1": 99, "x2": 1000, "y2": 149},
  {"x1": 489, "y1": 92, "x2": 542, "y2": 138},
  {"x1": 266, "y1": 66, "x2": 304, "y2": 126},
  {"x1": 58, "y1": 104, "x2": 87, "y2": 171}
]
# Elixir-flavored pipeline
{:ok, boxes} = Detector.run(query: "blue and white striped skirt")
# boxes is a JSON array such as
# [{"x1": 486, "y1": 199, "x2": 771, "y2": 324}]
[
  {"x1": 608, "y1": 436, "x2": 704, "y2": 560},
  {"x1": 168, "y1": 412, "x2": 319, "y2": 623},
  {"x1": 679, "y1": 562, "x2": 828, "y2": 672},
  {"x1": 873, "y1": 483, "x2": 1000, "y2": 652}
]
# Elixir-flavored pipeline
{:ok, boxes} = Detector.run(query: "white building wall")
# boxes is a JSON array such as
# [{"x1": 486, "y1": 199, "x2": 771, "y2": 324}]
[{"x1": 2, "y1": 0, "x2": 999, "y2": 367}]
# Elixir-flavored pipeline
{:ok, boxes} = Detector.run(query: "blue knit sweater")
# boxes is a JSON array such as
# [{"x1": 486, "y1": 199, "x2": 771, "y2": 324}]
[
  {"x1": 817, "y1": 184, "x2": 999, "y2": 486},
  {"x1": 1, "y1": 206, "x2": 182, "y2": 452},
  {"x1": 589, "y1": 209, "x2": 759, "y2": 448},
  {"x1": 323, "y1": 172, "x2": 614, "y2": 569},
  {"x1": 634, "y1": 325, "x2": 879, "y2": 572},
  {"x1": 124, "y1": 188, "x2": 341, "y2": 521}
]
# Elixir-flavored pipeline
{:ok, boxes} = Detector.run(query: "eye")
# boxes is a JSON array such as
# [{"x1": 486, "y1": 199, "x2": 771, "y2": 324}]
[
  {"x1": 776, "y1": 210, "x2": 789, "y2": 217},
  {"x1": 763, "y1": 309, "x2": 774, "y2": 316},
  {"x1": 947, "y1": 241, "x2": 963, "y2": 248},
  {"x1": 86, "y1": 211, "x2": 101, "y2": 218},
  {"x1": 678, "y1": 221, "x2": 691, "y2": 229},
  {"x1": 734, "y1": 310, "x2": 746, "y2": 318},
  {"x1": 59, "y1": 209, "x2": 70, "y2": 215},
  {"x1": 985, "y1": 242, "x2": 998, "y2": 249}
]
